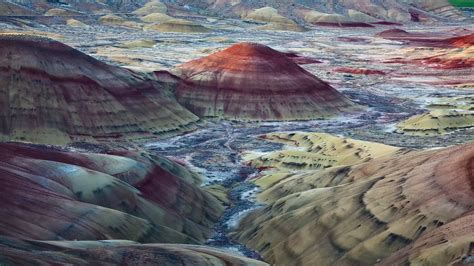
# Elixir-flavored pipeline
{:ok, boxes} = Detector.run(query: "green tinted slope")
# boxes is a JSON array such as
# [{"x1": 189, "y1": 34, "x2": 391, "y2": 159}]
[{"x1": 449, "y1": 0, "x2": 474, "y2": 7}]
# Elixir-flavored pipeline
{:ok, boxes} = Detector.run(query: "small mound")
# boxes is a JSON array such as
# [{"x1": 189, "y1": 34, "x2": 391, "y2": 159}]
[
  {"x1": 347, "y1": 9, "x2": 378, "y2": 23},
  {"x1": 376, "y1": 28, "x2": 410, "y2": 38},
  {"x1": 245, "y1": 7, "x2": 295, "y2": 24},
  {"x1": 0, "y1": 33, "x2": 198, "y2": 144},
  {"x1": 396, "y1": 109, "x2": 474, "y2": 135},
  {"x1": 144, "y1": 19, "x2": 210, "y2": 33},
  {"x1": 99, "y1": 14, "x2": 142, "y2": 28},
  {"x1": 140, "y1": 12, "x2": 174, "y2": 23},
  {"x1": 119, "y1": 39, "x2": 158, "y2": 48},
  {"x1": 174, "y1": 42, "x2": 354, "y2": 121},
  {"x1": 44, "y1": 8, "x2": 79, "y2": 16},
  {"x1": 301, "y1": 10, "x2": 373, "y2": 27},
  {"x1": 133, "y1": 0, "x2": 167, "y2": 16},
  {"x1": 244, "y1": 132, "x2": 399, "y2": 171},
  {"x1": 66, "y1": 18, "x2": 89, "y2": 28}
]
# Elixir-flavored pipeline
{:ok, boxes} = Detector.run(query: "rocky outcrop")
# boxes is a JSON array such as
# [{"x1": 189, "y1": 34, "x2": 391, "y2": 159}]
[
  {"x1": 0, "y1": 33, "x2": 199, "y2": 144},
  {"x1": 0, "y1": 142, "x2": 223, "y2": 244},
  {"x1": 233, "y1": 135, "x2": 474, "y2": 265},
  {"x1": 174, "y1": 42, "x2": 354, "y2": 121}
]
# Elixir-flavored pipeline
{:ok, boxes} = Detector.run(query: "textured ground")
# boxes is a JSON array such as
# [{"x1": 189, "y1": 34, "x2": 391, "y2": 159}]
[{"x1": 0, "y1": 1, "x2": 473, "y2": 265}]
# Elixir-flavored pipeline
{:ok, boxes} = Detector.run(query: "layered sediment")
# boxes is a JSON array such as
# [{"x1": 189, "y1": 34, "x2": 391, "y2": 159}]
[
  {"x1": 233, "y1": 135, "x2": 474, "y2": 265},
  {"x1": 0, "y1": 33, "x2": 199, "y2": 144},
  {"x1": 174, "y1": 42, "x2": 354, "y2": 121}
]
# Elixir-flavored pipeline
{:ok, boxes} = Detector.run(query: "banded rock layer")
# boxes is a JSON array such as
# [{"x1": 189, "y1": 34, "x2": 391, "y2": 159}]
[
  {"x1": 0, "y1": 33, "x2": 199, "y2": 144},
  {"x1": 174, "y1": 42, "x2": 353, "y2": 121},
  {"x1": 233, "y1": 136, "x2": 474, "y2": 265},
  {"x1": 0, "y1": 237, "x2": 268, "y2": 265},
  {"x1": 0, "y1": 142, "x2": 223, "y2": 244}
]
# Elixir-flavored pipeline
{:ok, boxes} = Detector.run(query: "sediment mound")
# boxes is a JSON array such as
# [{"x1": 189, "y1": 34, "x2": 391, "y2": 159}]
[
  {"x1": 244, "y1": 132, "x2": 399, "y2": 171},
  {"x1": 133, "y1": 0, "x2": 167, "y2": 16},
  {"x1": 66, "y1": 18, "x2": 90, "y2": 28},
  {"x1": 0, "y1": 33, "x2": 199, "y2": 144},
  {"x1": 174, "y1": 42, "x2": 353, "y2": 121},
  {"x1": 396, "y1": 109, "x2": 474, "y2": 135},
  {"x1": 233, "y1": 135, "x2": 474, "y2": 265},
  {"x1": 99, "y1": 14, "x2": 142, "y2": 28},
  {"x1": 144, "y1": 19, "x2": 210, "y2": 33},
  {"x1": 140, "y1": 12, "x2": 174, "y2": 23},
  {"x1": 300, "y1": 10, "x2": 374, "y2": 27},
  {"x1": 0, "y1": 142, "x2": 223, "y2": 244}
]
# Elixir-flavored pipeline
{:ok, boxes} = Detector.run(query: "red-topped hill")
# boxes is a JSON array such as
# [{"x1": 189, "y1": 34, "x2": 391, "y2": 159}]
[
  {"x1": 174, "y1": 42, "x2": 353, "y2": 121},
  {"x1": 0, "y1": 33, "x2": 199, "y2": 145}
]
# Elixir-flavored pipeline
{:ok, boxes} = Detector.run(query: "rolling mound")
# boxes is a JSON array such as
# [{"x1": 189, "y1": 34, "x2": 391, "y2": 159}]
[
  {"x1": 140, "y1": 12, "x2": 174, "y2": 23},
  {"x1": 245, "y1": 8, "x2": 307, "y2": 32},
  {"x1": 66, "y1": 18, "x2": 90, "y2": 28},
  {"x1": 299, "y1": 10, "x2": 374, "y2": 27},
  {"x1": 174, "y1": 42, "x2": 354, "y2": 121},
  {"x1": 133, "y1": 0, "x2": 167, "y2": 16},
  {"x1": 144, "y1": 19, "x2": 211, "y2": 33},
  {"x1": 44, "y1": 8, "x2": 81, "y2": 16},
  {"x1": 0, "y1": 237, "x2": 267, "y2": 265},
  {"x1": 99, "y1": 14, "x2": 142, "y2": 28},
  {"x1": 396, "y1": 109, "x2": 474, "y2": 135},
  {"x1": 0, "y1": 33, "x2": 199, "y2": 144},
  {"x1": 244, "y1": 132, "x2": 399, "y2": 171},
  {"x1": 0, "y1": 142, "x2": 223, "y2": 244},
  {"x1": 233, "y1": 136, "x2": 474, "y2": 265}
]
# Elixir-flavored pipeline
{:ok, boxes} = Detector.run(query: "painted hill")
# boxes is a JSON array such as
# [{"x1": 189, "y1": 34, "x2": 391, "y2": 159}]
[
  {"x1": 0, "y1": 33, "x2": 199, "y2": 144},
  {"x1": 0, "y1": 142, "x2": 223, "y2": 244},
  {"x1": 174, "y1": 42, "x2": 353, "y2": 121},
  {"x1": 232, "y1": 134, "x2": 474, "y2": 265},
  {"x1": 0, "y1": 236, "x2": 268, "y2": 265},
  {"x1": 244, "y1": 132, "x2": 399, "y2": 171}
]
